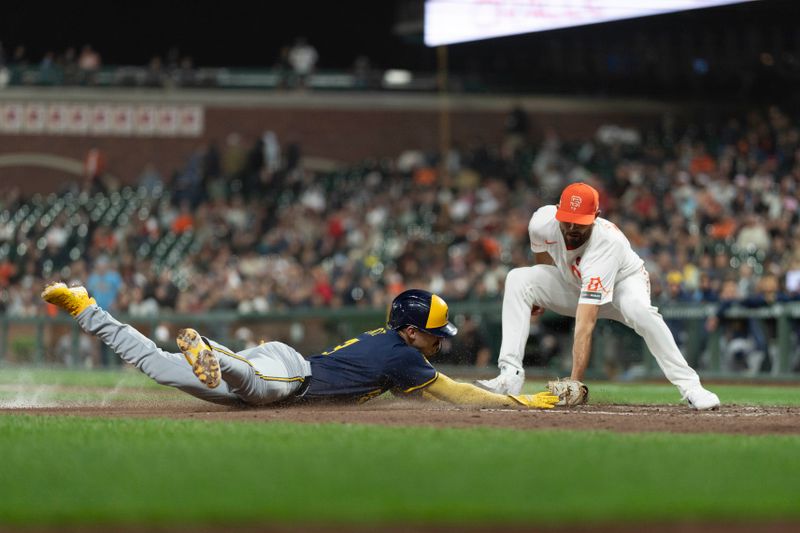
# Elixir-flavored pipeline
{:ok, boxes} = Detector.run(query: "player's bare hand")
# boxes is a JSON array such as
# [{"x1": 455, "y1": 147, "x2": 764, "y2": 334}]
[
  {"x1": 510, "y1": 391, "x2": 560, "y2": 409},
  {"x1": 531, "y1": 305, "x2": 545, "y2": 317}
]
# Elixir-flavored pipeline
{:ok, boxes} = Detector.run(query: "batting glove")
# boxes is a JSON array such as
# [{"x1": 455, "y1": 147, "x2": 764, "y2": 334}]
[{"x1": 510, "y1": 391, "x2": 560, "y2": 409}]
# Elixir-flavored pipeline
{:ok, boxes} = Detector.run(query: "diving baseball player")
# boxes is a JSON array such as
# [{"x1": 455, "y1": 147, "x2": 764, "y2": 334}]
[
  {"x1": 476, "y1": 182, "x2": 720, "y2": 410},
  {"x1": 42, "y1": 283, "x2": 559, "y2": 409}
]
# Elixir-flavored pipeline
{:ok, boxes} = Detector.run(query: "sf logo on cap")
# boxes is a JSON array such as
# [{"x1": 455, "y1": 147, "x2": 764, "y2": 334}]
[{"x1": 570, "y1": 195, "x2": 582, "y2": 211}]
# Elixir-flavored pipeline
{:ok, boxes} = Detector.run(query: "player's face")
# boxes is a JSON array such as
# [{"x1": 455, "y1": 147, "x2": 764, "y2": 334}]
[
  {"x1": 559, "y1": 221, "x2": 594, "y2": 248},
  {"x1": 407, "y1": 327, "x2": 442, "y2": 357}
]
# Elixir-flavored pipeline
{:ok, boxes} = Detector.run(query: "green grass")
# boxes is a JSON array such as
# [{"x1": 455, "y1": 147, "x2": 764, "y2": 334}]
[
  {"x1": 0, "y1": 369, "x2": 798, "y2": 526},
  {"x1": 560, "y1": 382, "x2": 800, "y2": 406},
  {"x1": 0, "y1": 367, "x2": 158, "y2": 388},
  {"x1": 0, "y1": 415, "x2": 798, "y2": 526}
]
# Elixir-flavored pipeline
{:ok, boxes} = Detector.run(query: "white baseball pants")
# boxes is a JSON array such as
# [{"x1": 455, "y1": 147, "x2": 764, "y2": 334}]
[
  {"x1": 499, "y1": 265, "x2": 703, "y2": 396},
  {"x1": 76, "y1": 305, "x2": 311, "y2": 406}
]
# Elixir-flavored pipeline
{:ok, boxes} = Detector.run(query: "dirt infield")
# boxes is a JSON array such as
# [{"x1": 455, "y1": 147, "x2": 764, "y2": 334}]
[{"x1": 2, "y1": 395, "x2": 799, "y2": 435}]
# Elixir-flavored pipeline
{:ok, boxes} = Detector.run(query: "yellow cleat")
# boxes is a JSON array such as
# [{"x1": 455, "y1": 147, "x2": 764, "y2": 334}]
[
  {"x1": 176, "y1": 328, "x2": 221, "y2": 389},
  {"x1": 41, "y1": 282, "x2": 96, "y2": 317}
]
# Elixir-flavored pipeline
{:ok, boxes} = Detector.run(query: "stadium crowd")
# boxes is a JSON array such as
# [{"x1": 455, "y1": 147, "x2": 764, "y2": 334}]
[
  {"x1": 1, "y1": 105, "x2": 800, "y2": 369},
  {"x1": 0, "y1": 39, "x2": 321, "y2": 89}
]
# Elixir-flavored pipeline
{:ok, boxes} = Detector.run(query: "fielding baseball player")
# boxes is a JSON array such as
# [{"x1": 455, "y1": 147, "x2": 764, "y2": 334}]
[
  {"x1": 42, "y1": 283, "x2": 559, "y2": 409},
  {"x1": 477, "y1": 182, "x2": 720, "y2": 410}
]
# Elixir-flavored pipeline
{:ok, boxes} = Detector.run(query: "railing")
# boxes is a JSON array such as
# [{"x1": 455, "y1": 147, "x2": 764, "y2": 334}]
[
  {"x1": 0, "y1": 65, "x2": 441, "y2": 92},
  {"x1": 2, "y1": 301, "x2": 798, "y2": 379}
]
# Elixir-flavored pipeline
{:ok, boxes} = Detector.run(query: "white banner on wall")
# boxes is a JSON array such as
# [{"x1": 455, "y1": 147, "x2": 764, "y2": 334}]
[
  {"x1": 134, "y1": 106, "x2": 156, "y2": 136},
  {"x1": 156, "y1": 107, "x2": 179, "y2": 136},
  {"x1": 46, "y1": 104, "x2": 66, "y2": 134},
  {"x1": 23, "y1": 104, "x2": 46, "y2": 133},
  {"x1": 91, "y1": 105, "x2": 113, "y2": 134},
  {"x1": 179, "y1": 106, "x2": 203, "y2": 136},
  {"x1": 66, "y1": 105, "x2": 91, "y2": 134},
  {"x1": 0, "y1": 103, "x2": 205, "y2": 137},
  {"x1": 112, "y1": 106, "x2": 134, "y2": 136},
  {"x1": 0, "y1": 104, "x2": 23, "y2": 133}
]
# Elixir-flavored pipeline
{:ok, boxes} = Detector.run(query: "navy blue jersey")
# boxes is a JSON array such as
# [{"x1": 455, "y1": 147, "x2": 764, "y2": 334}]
[{"x1": 304, "y1": 327, "x2": 438, "y2": 402}]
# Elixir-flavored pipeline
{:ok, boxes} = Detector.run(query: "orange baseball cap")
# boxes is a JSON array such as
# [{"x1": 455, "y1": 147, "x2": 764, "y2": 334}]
[{"x1": 555, "y1": 182, "x2": 600, "y2": 225}]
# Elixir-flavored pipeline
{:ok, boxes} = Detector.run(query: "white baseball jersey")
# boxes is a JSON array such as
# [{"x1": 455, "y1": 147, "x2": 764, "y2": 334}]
[{"x1": 528, "y1": 205, "x2": 644, "y2": 305}]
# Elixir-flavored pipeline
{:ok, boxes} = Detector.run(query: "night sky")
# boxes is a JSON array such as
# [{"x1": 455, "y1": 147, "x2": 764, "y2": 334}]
[
  {"x1": 1, "y1": 0, "x2": 797, "y2": 81},
  {"x1": 0, "y1": 0, "x2": 421, "y2": 69}
]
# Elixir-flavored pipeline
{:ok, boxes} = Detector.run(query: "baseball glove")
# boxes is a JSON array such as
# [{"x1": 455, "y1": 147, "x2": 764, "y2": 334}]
[{"x1": 546, "y1": 378, "x2": 589, "y2": 407}]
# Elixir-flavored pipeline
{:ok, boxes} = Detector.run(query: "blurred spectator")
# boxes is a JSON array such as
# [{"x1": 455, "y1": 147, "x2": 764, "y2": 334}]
[
  {"x1": 87, "y1": 257, "x2": 122, "y2": 311},
  {"x1": 262, "y1": 131, "x2": 281, "y2": 176},
  {"x1": 39, "y1": 51, "x2": 58, "y2": 84},
  {"x1": 273, "y1": 46, "x2": 292, "y2": 89},
  {"x1": 705, "y1": 279, "x2": 754, "y2": 372},
  {"x1": 2, "y1": 105, "x2": 800, "y2": 372},
  {"x1": 287, "y1": 37, "x2": 317, "y2": 89},
  {"x1": 138, "y1": 163, "x2": 164, "y2": 193},
  {"x1": 174, "y1": 56, "x2": 196, "y2": 87},
  {"x1": 59, "y1": 47, "x2": 79, "y2": 84},
  {"x1": 56, "y1": 333, "x2": 96, "y2": 367},
  {"x1": 11, "y1": 45, "x2": 28, "y2": 67},
  {"x1": 84, "y1": 148, "x2": 107, "y2": 194},
  {"x1": 127, "y1": 286, "x2": 159, "y2": 317},
  {"x1": 145, "y1": 56, "x2": 165, "y2": 87},
  {"x1": 708, "y1": 274, "x2": 796, "y2": 373},
  {"x1": 658, "y1": 271, "x2": 694, "y2": 349},
  {"x1": 737, "y1": 214, "x2": 771, "y2": 252},
  {"x1": 502, "y1": 104, "x2": 529, "y2": 159},
  {"x1": 352, "y1": 54, "x2": 372, "y2": 89},
  {"x1": 222, "y1": 133, "x2": 247, "y2": 180},
  {"x1": 172, "y1": 201, "x2": 195, "y2": 234},
  {"x1": 77, "y1": 44, "x2": 101, "y2": 84}
]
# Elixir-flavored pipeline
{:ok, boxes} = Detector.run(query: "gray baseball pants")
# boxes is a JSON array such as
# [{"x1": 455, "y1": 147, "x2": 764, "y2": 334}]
[{"x1": 77, "y1": 305, "x2": 312, "y2": 406}]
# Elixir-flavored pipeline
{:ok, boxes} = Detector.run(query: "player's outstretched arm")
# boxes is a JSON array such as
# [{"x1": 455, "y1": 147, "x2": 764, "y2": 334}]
[
  {"x1": 422, "y1": 373, "x2": 558, "y2": 409},
  {"x1": 571, "y1": 303, "x2": 600, "y2": 381}
]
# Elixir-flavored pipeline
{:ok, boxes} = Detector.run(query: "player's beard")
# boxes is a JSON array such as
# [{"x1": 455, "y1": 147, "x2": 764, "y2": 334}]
[
  {"x1": 561, "y1": 225, "x2": 593, "y2": 248},
  {"x1": 564, "y1": 232, "x2": 584, "y2": 247}
]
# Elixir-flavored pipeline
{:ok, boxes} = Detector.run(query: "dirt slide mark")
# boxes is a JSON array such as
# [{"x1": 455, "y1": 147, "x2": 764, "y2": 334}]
[{"x1": 2, "y1": 399, "x2": 799, "y2": 435}]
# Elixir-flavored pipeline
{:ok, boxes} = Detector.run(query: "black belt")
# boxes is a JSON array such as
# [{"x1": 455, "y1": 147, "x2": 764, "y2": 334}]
[{"x1": 294, "y1": 376, "x2": 312, "y2": 398}]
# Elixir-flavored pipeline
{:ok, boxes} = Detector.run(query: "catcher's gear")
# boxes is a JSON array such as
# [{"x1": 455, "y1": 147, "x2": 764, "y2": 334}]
[
  {"x1": 547, "y1": 378, "x2": 589, "y2": 406},
  {"x1": 387, "y1": 289, "x2": 457, "y2": 338},
  {"x1": 510, "y1": 392, "x2": 560, "y2": 409}
]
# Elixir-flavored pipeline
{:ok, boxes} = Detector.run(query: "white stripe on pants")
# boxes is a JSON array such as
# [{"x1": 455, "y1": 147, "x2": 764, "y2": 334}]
[{"x1": 499, "y1": 265, "x2": 702, "y2": 396}]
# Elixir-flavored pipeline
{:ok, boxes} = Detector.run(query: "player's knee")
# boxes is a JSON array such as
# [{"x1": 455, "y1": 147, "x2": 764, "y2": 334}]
[
  {"x1": 620, "y1": 299, "x2": 659, "y2": 326},
  {"x1": 505, "y1": 267, "x2": 535, "y2": 291}
]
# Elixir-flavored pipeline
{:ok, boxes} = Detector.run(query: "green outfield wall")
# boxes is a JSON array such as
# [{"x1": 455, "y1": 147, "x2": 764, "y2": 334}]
[{"x1": 2, "y1": 301, "x2": 798, "y2": 379}]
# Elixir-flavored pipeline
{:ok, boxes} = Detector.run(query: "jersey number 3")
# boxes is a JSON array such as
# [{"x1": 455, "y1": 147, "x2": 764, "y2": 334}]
[{"x1": 322, "y1": 338, "x2": 359, "y2": 356}]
